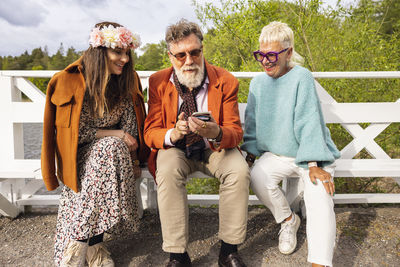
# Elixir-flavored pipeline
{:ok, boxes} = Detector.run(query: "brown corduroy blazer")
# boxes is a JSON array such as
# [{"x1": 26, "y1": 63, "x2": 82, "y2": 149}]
[
  {"x1": 41, "y1": 58, "x2": 150, "y2": 192},
  {"x1": 143, "y1": 61, "x2": 243, "y2": 177}
]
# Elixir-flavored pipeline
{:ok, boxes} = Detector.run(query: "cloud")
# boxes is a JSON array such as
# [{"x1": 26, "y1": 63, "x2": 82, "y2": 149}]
[
  {"x1": 56, "y1": 0, "x2": 108, "y2": 8},
  {"x1": 0, "y1": 0, "x2": 202, "y2": 56},
  {"x1": 0, "y1": 0, "x2": 48, "y2": 27}
]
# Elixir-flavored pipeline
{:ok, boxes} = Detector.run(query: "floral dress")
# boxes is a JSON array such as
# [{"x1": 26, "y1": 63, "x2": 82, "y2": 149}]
[{"x1": 54, "y1": 96, "x2": 139, "y2": 266}]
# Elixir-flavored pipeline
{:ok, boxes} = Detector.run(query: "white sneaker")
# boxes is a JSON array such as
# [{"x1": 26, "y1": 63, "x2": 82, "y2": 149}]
[
  {"x1": 61, "y1": 240, "x2": 88, "y2": 267},
  {"x1": 278, "y1": 213, "x2": 301, "y2": 255},
  {"x1": 86, "y1": 243, "x2": 115, "y2": 267}
]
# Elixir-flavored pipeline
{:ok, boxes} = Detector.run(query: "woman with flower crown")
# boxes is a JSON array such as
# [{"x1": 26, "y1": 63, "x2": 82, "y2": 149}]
[{"x1": 41, "y1": 21, "x2": 149, "y2": 267}]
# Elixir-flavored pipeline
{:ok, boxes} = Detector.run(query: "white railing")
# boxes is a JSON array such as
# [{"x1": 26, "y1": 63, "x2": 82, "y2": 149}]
[{"x1": 1, "y1": 70, "x2": 400, "y2": 218}]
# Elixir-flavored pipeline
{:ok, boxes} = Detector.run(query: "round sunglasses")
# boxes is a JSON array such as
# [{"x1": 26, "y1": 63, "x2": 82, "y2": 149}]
[{"x1": 169, "y1": 48, "x2": 202, "y2": 62}]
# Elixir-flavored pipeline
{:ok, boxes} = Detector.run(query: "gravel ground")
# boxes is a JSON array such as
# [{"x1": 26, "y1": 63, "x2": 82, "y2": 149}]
[
  {"x1": 1, "y1": 206, "x2": 399, "y2": 267},
  {"x1": 2, "y1": 125, "x2": 397, "y2": 266}
]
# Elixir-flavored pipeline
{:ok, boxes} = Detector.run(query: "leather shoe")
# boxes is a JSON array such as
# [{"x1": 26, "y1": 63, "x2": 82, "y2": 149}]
[
  {"x1": 218, "y1": 252, "x2": 247, "y2": 267},
  {"x1": 166, "y1": 259, "x2": 192, "y2": 267}
]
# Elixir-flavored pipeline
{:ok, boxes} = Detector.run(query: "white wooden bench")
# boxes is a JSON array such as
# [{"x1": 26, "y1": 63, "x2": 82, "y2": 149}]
[
  {"x1": 0, "y1": 159, "x2": 155, "y2": 218},
  {"x1": 177, "y1": 99, "x2": 400, "y2": 213},
  {"x1": 1, "y1": 70, "x2": 400, "y2": 218}
]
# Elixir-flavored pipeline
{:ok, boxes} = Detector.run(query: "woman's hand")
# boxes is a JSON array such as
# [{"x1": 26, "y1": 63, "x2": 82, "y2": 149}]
[
  {"x1": 121, "y1": 131, "x2": 138, "y2": 152},
  {"x1": 309, "y1": 166, "x2": 335, "y2": 196},
  {"x1": 96, "y1": 129, "x2": 138, "y2": 152}
]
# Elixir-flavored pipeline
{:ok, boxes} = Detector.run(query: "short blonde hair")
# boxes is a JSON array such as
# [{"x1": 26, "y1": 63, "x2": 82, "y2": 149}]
[{"x1": 259, "y1": 21, "x2": 304, "y2": 67}]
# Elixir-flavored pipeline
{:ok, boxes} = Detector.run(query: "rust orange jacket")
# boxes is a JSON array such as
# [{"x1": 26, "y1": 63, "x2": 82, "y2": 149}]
[
  {"x1": 41, "y1": 58, "x2": 150, "y2": 193},
  {"x1": 144, "y1": 61, "x2": 243, "y2": 176}
]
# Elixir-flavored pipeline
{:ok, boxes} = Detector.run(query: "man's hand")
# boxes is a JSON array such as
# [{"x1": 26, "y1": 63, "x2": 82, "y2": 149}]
[
  {"x1": 245, "y1": 153, "x2": 256, "y2": 167},
  {"x1": 188, "y1": 115, "x2": 220, "y2": 140},
  {"x1": 309, "y1": 166, "x2": 335, "y2": 196},
  {"x1": 170, "y1": 112, "x2": 190, "y2": 144}
]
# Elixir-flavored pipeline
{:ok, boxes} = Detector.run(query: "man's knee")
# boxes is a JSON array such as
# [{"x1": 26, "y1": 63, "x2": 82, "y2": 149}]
[
  {"x1": 220, "y1": 160, "x2": 250, "y2": 189},
  {"x1": 156, "y1": 149, "x2": 189, "y2": 187}
]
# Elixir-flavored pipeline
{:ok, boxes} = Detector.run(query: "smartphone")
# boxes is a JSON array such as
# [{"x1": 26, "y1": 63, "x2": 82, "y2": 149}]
[{"x1": 192, "y1": 111, "x2": 211, "y2": 121}]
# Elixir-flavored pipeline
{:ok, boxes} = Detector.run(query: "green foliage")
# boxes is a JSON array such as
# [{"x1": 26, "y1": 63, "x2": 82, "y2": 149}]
[
  {"x1": 135, "y1": 41, "x2": 168, "y2": 71},
  {"x1": 356, "y1": 0, "x2": 400, "y2": 35},
  {"x1": 29, "y1": 65, "x2": 50, "y2": 93},
  {"x1": 187, "y1": 178, "x2": 220, "y2": 194},
  {"x1": 48, "y1": 43, "x2": 68, "y2": 70},
  {"x1": 1, "y1": 44, "x2": 80, "y2": 71},
  {"x1": 192, "y1": 0, "x2": 400, "y2": 194}
]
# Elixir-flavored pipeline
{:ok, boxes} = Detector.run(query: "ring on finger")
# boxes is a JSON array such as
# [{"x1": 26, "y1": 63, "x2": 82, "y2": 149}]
[
  {"x1": 322, "y1": 180, "x2": 330, "y2": 184},
  {"x1": 202, "y1": 122, "x2": 207, "y2": 128},
  {"x1": 195, "y1": 130, "x2": 199, "y2": 135}
]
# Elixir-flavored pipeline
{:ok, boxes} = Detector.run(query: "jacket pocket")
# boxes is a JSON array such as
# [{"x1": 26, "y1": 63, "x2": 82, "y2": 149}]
[{"x1": 50, "y1": 93, "x2": 74, "y2": 128}]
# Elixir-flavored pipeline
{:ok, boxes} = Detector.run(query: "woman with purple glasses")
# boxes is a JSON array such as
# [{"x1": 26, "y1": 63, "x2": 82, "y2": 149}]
[{"x1": 241, "y1": 21, "x2": 340, "y2": 267}]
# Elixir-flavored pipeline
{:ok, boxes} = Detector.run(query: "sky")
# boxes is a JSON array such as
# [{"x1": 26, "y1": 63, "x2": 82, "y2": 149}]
[
  {"x1": 0, "y1": 0, "x2": 203, "y2": 56},
  {"x1": 0, "y1": 0, "x2": 356, "y2": 57}
]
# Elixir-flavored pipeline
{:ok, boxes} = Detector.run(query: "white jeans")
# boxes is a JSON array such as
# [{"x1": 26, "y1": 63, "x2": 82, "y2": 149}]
[{"x1": 251, "y1": 152, "x2": 336, "y2": 266}]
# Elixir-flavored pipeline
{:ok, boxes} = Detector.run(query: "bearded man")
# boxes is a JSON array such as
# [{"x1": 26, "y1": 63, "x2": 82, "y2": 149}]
[{"x1": 144, "y1": 19, "x2": 250, "y2": 267}]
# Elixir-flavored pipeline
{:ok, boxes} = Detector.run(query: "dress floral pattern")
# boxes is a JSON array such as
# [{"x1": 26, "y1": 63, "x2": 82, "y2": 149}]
[{"x1": 54, "y1": 96, "x2": 138, "y2": 266}]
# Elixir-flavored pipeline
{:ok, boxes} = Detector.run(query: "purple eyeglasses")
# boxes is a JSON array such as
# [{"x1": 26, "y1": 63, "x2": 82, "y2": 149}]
[{"x1": 253, "y1": 48, "x2": 289, "y2": 63}]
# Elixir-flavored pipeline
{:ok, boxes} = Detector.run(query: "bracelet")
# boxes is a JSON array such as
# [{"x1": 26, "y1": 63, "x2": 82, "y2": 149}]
[
  {"x1": 246, "y1": 153, "x2": 256, "y2": 163},
  {"x1": 308, "y1": 161, "x2": 318, "y2": 168}
]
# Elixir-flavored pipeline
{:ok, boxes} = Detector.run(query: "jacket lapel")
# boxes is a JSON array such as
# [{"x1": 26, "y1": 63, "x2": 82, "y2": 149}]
[
  {"x1": 64, "y1": 58, "x2": 86, "y2": 102},
  {"x1": 206, "y1": 62, "x2": 222, "y2": 124},
  {"x1": 163, "y1": 72, "x2": 179, "y2": 127}
]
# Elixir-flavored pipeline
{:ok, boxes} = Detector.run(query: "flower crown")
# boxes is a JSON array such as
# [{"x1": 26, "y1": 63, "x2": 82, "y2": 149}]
[{"x1": 89, "y1": 25, "x2": 141, "y2": 50}]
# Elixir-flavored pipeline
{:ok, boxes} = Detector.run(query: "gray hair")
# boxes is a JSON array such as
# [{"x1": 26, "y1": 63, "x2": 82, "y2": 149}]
[
  {"x1": 165, "y1": 19, "x2": 203, "y2": 49},
  {"x1": 259, "y1": 21, "x2": 304, "y2": 67}
]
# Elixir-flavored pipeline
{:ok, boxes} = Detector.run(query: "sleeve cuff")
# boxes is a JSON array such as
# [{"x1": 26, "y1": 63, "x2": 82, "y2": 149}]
[{"x1": 164, "y1": 128, "x2": 175, "y2": 147}]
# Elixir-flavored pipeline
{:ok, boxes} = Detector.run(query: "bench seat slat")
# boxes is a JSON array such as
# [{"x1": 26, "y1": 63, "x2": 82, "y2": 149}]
[
  {"x1": 335, "y1": 159, "x2": 400, "y2": 177},
  {"x1": 187, "y1": 193, "x2": 400, "y2": 205},
  {"x1": 0, "y1": 160, "x2": 41, "y2": 179},
  {"x1": 2, "y1": 159, "x2": 399, "y2": 179}
]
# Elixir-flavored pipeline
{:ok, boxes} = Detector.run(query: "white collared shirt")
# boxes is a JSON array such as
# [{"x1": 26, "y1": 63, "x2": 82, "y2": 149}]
[{"x1": 164, "y1": 74, "x2": 210, "y2": 147}]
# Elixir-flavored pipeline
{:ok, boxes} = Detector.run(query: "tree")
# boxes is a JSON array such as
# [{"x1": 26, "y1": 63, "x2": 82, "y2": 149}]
[
  {"x1": 194, "y1": 0, "x2": 400, "y2": 97},
  {"x1": 65, "y1": 47, "x2": 81, "y2": 66},
  {"x1": 49, "y1": 43, "x2": 66, "y2": 70},
  {"x1": 135, "y1": 41, "x2": 168, "y2": 70},
  {"x1": 355, "y1": 0, "x2": 400, "y2": 35},
  {"x1": 193, "y1": 0, "x2": 400, "y2": 193},
  {"x1": 29, "y1": 48, "x2": 46, "y2": 69}
]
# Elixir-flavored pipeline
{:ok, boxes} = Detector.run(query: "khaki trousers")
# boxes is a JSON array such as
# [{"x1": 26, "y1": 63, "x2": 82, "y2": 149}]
[{"x1": 156, "y1": 147, "x2": 250, "y2": 253}]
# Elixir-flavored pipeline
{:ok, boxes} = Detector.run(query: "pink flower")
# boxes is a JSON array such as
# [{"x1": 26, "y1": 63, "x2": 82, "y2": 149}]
[
  {"x1": 89, "y1": 28, "x2": 103, "y2": 48},
  {"x1": 117, "y1": 27, "x2": 133, "y2": 48}
]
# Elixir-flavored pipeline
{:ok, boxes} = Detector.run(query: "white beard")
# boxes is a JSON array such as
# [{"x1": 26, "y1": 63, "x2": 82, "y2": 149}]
[{"x1": 174, "y1": 60, "x2": 205, "y2": 88}]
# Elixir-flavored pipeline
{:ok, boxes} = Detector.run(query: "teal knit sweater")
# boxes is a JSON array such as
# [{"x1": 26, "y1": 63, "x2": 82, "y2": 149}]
[{"x1": 241, "y1": 65, "x2": 340, "y2": 169}]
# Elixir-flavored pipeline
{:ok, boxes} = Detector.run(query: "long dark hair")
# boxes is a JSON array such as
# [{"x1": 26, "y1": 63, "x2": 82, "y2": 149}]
[{"x1": 82, "y1": 21, "x2": 135, "y2": 118}]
